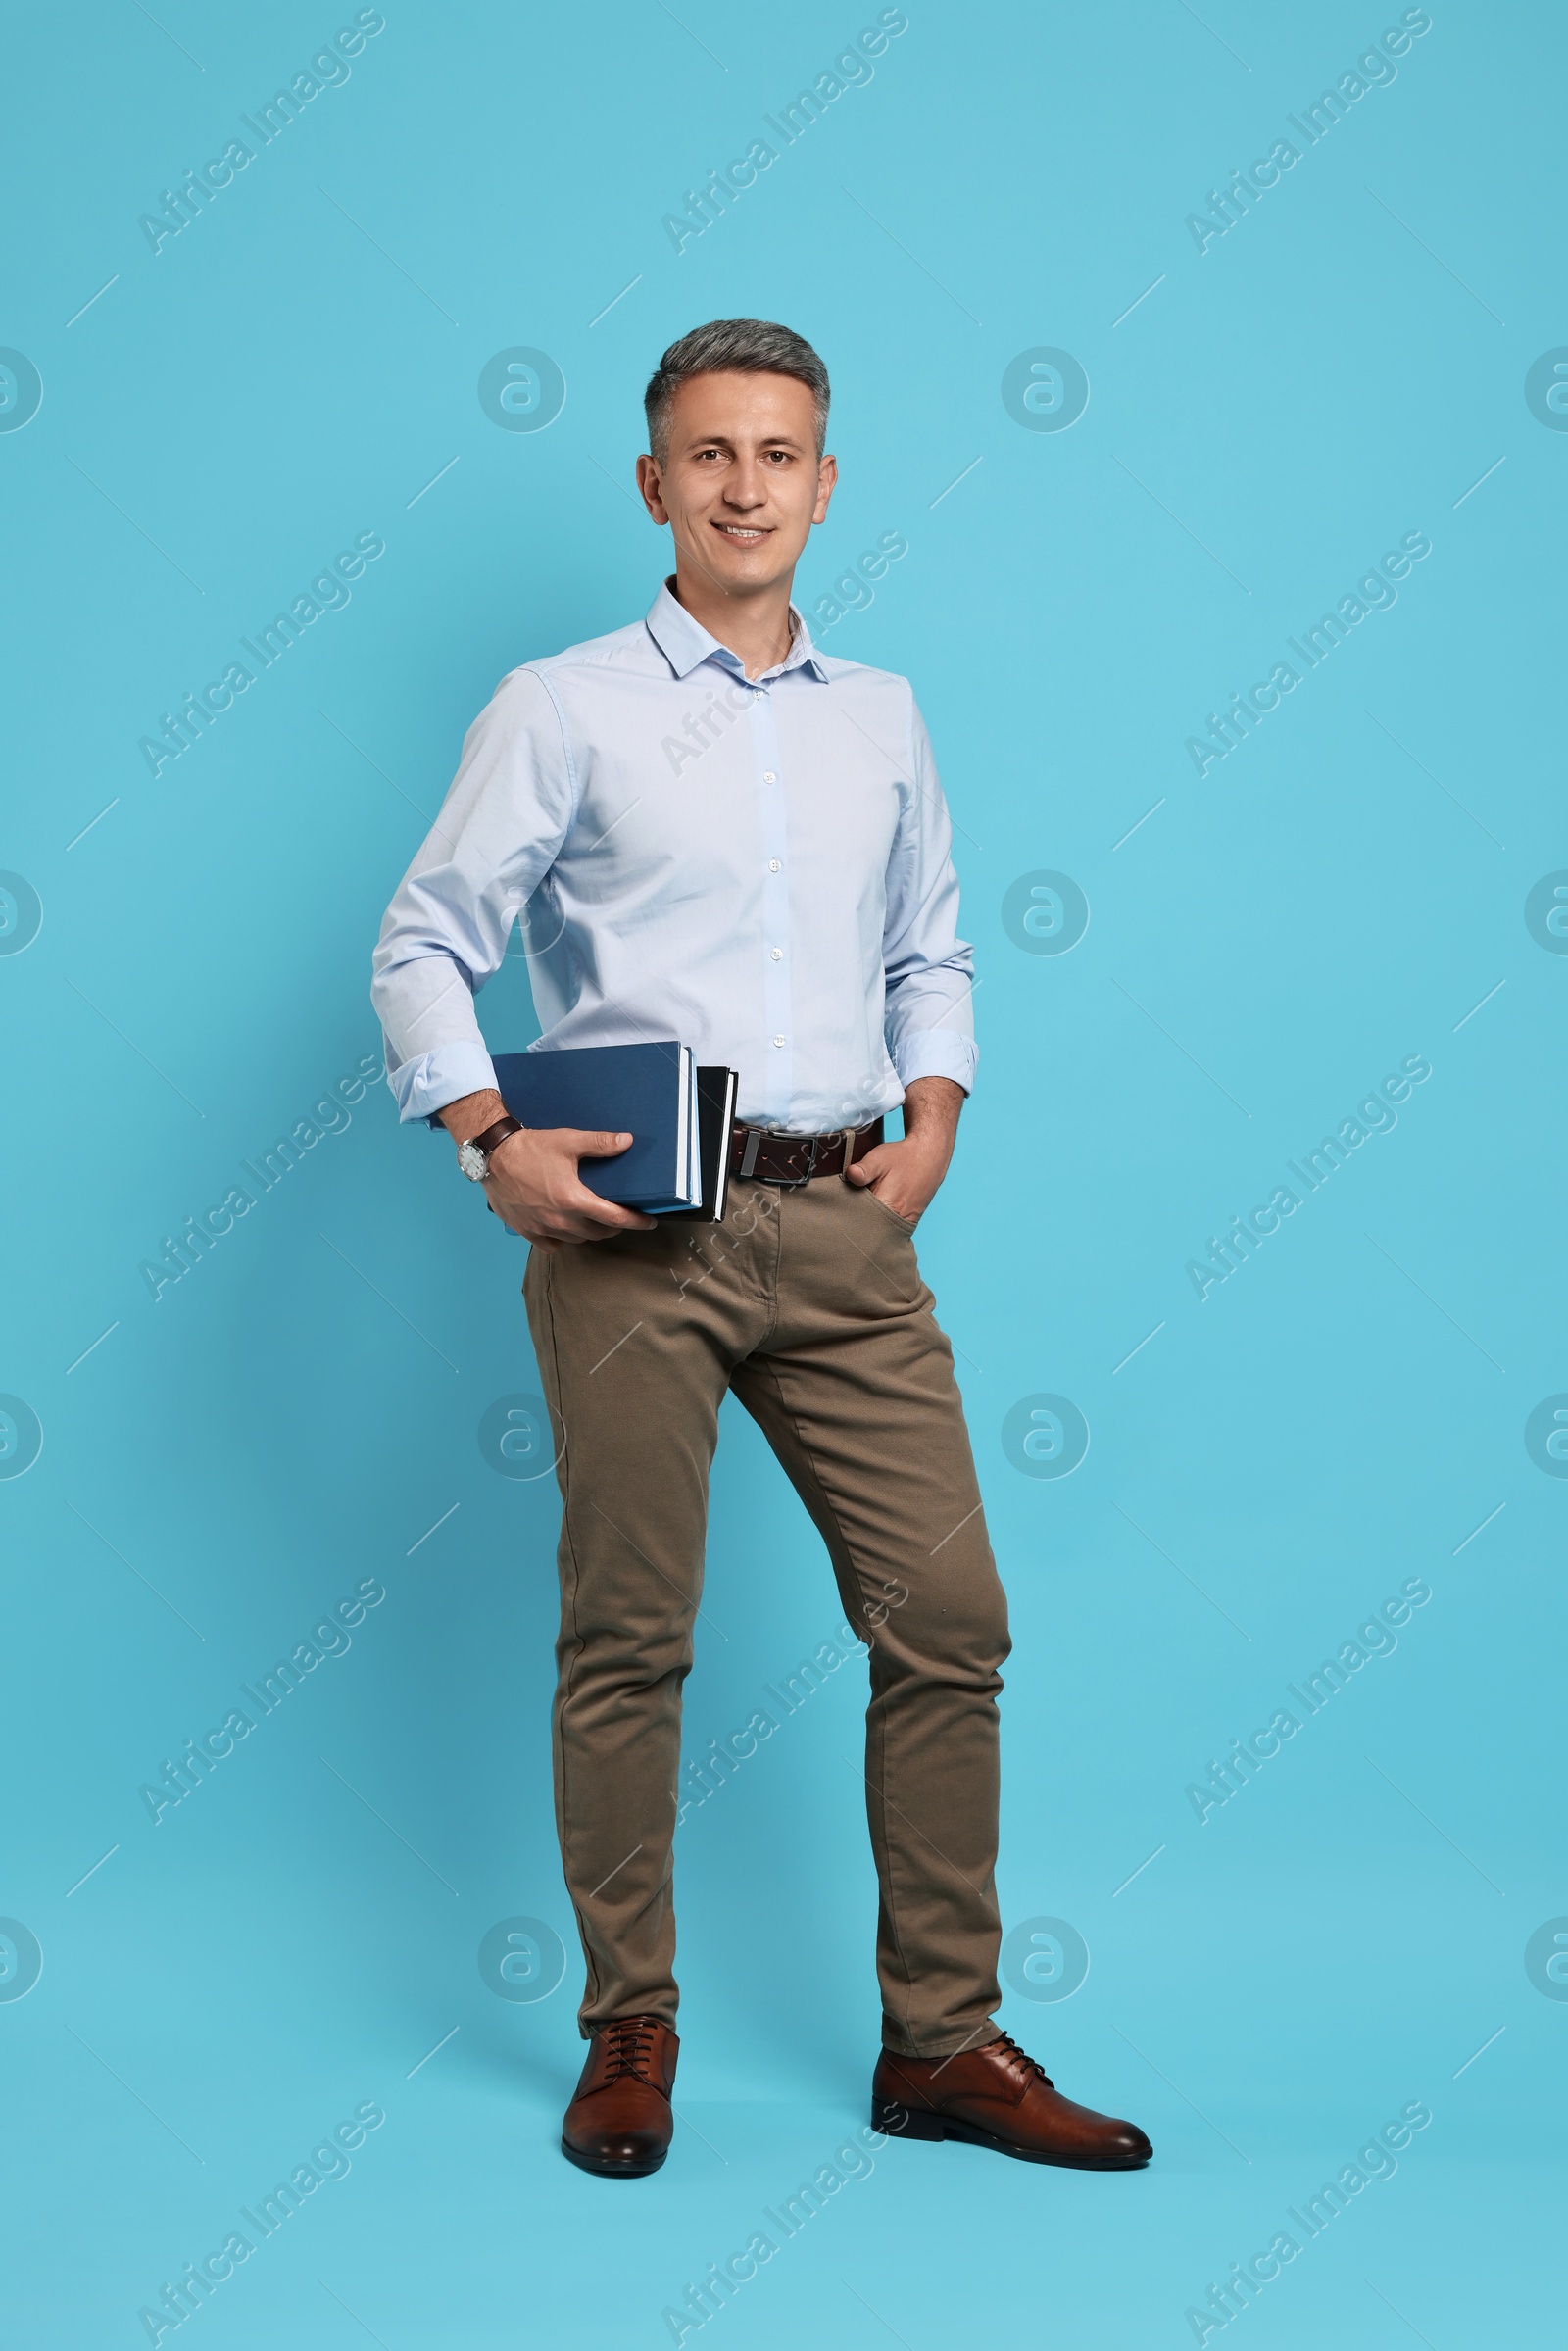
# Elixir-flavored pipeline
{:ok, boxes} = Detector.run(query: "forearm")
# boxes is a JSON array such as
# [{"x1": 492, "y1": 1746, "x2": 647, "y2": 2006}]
[
  {"x1": 901, "y1": 1074, "x2": 964, "y2": 1148},
  {"x1": 884, "y1": 976, "x2": 978, "y2": 1099},
  {"x1": 370, "y1": 874, "x2": 496, "y2": 1127},
  {"x1": 373, "y1": 967, "x2": 501, "y2": 1126},
  {"x1": 437, "y1": 1088, "x2": 509, "y2": 1146},
  {"x1": 881, "y1": 735, "x2": 978, "y2": 1101}
]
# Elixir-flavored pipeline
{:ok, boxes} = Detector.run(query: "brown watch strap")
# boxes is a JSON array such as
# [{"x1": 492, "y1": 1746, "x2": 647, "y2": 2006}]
[{"x1": 470, "y1": 1115, "x2": 522, "y2": 1163}]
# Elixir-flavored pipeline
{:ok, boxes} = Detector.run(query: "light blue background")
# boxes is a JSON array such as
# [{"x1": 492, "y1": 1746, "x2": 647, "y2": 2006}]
[{"x1": 2, "y1": 3, "x2": 1562, "y2": 2344}]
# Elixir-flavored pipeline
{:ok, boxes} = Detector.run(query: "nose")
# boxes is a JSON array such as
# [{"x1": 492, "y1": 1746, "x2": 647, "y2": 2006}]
[{"x1": 723, "y1": 461, "x2": 767, "y2": 511}]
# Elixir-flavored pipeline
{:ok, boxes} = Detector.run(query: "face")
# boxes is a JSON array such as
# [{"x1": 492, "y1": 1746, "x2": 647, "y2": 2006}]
[{"x1": 637, "y1": 370, "x2": 837, "y2": 599}]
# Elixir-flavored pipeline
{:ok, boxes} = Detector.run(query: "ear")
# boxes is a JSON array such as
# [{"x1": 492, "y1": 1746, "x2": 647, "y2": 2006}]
[
  {"x1": 811, "y1": 452, "x2": 839, "y2": 526},
  {"x1": 636, "y1": 453, "x2": 670, "y2": 525}
]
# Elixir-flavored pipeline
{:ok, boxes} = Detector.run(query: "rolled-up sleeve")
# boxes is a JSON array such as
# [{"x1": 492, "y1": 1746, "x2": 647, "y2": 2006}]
[
  {"x1": 369, "y1": 667, "x2": 576, "y2": 1124},
  {"x1": 881, "y1": 694, "x2": 978, "y2": 1097}
]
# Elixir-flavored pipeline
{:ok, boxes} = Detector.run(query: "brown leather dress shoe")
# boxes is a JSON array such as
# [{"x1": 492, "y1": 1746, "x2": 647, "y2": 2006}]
[
  {"x1": 872, "y1": 2031, "x2": 1152, "y2": 2170},
  {"x1": 561, "y1": 2015, "x2": 678, "y2": 2178}
]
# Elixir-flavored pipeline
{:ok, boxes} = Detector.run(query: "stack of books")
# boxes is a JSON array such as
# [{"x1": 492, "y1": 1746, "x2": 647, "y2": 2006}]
[{"x1": 490, "y1": 1042, "x2": 740, "y2": 1223}]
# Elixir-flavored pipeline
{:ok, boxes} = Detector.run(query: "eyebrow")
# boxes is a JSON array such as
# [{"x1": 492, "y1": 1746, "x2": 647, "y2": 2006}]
[{"x1": 685, "y1": 432, "x2": 807, "y2": 453}]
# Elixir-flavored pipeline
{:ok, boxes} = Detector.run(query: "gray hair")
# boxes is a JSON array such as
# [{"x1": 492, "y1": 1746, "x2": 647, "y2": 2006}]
[{"x1": 644, "y1": 318, "x2": 830, "y2": 463}]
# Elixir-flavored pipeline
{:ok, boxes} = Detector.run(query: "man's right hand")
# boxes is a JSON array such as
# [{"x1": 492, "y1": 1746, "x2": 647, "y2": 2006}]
[
  {"x1": 437, "y1": 1089, "x2": 658, "y2": 1249},
  {"x1": 485, "y1": 1125, "x2": 659, "y2": 1249}
]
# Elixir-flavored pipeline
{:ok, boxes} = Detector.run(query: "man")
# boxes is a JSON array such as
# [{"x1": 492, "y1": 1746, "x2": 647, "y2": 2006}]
[{"x1": 371, "y1": 319, "x2": 1150, "y2": 2180}]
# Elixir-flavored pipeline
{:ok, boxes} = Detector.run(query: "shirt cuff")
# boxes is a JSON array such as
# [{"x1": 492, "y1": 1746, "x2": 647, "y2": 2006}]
[
  {"x1": 891, "y1": 1029, "x2": 978, "y2": 1096},
  {"x1": 385, "y1": 1041, "x2": 502, "y2": 1129}
]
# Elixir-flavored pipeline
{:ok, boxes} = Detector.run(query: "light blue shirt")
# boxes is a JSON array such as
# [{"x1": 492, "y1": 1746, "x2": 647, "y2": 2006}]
[{"x1": 370, "y1": 583, "x2": 977, "y2": 1135}]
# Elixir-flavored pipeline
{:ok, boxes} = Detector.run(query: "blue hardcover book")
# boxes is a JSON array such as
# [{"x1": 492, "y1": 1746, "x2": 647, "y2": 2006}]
[{"x1": 491, "y1": 1041, "x2": 700, "y2": 1212}]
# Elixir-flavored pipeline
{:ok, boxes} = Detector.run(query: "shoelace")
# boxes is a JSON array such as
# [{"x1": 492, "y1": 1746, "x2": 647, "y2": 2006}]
[
  {"x1": 982, "y1": 2029, "x2": 1054, "y2": 2091},
  {"x1": 599, "y1": 2015, "x2": 662, "y2": 2085}
]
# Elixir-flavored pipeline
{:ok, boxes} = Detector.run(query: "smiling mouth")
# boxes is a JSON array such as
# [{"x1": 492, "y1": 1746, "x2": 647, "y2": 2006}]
[{"x1": 711, "y1": 522, "x2": 771, "y2": 542}]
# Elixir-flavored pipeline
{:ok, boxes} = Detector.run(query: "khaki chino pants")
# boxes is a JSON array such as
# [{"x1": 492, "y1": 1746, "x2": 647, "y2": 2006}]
[{"x1": 522, "y1": 1169, "x2": 1010, "y2": 2059}]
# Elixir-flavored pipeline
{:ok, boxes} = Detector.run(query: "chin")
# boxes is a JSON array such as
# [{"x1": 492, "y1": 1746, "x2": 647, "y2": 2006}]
[{"x1": 712, "y1": 563, "x2": 781, "y2": 593}]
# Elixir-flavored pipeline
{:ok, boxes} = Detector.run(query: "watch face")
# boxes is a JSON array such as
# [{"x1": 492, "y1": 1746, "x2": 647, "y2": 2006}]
[{"x1": 457, "y1": 1139, "x2": 487, "y2": 1181}]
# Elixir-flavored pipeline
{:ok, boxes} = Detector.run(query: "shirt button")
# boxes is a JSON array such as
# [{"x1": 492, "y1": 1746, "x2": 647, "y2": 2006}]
[
  {"x1": 768, "y1": 858, "x2": 780, "y2": 872},
  {"x1": 762, "y1": 770, "x2": 776, "y2": 783},
  {"x1": 770, "y1": 947, "x2": 782, "y2": 960},
  {"x1": 772, "y1": 1034, "x2": 785, "y2": 1048}
]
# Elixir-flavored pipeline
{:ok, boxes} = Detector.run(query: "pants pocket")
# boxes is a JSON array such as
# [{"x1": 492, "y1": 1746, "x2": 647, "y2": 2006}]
[{"x1": 860, "y1": 1186, "x2": 919, "y2": 1235}]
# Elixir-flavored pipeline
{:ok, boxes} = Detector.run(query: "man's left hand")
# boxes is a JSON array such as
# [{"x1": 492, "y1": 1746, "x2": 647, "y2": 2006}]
[{"x1": 843, "y1": 1075, "x2": 965, "y2": 1227}]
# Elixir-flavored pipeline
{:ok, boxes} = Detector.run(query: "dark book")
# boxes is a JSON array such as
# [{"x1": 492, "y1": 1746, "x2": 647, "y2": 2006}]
[
  {"x1": 491, "y1": 1041, "x2": 699, "y2": 1212},
  {"x1": 663, "y1": 1067, "x2": 740, "y2": 1224}
]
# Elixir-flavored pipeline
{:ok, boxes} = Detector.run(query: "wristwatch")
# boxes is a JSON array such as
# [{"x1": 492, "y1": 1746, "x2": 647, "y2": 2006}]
[{"x1": 455, "y1": 1115, "x2": 523, "y2": 1182}]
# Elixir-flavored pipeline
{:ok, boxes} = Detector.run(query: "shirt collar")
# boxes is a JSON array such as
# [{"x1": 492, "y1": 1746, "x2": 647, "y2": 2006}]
[{"x1": 645, "y1": 578, "x2": 829, "y2": 684}]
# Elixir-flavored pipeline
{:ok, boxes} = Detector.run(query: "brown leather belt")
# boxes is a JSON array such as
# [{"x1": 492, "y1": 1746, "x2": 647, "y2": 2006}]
[{"x1": 729, "y1": 1117, "x2": 883, "y2": 1187}]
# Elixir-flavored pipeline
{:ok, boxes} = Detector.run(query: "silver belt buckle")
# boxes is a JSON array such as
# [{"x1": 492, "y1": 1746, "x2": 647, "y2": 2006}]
[
  {"x1": 791, "y1": 1133, "x2": 823, "y2": 1188},
  {"x1": 772, "y1": 1131, "x2": 820, "y2": 1189},
  {"x1": 741, "y1": 1126, "x2": 820, "y2": 1188}
]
